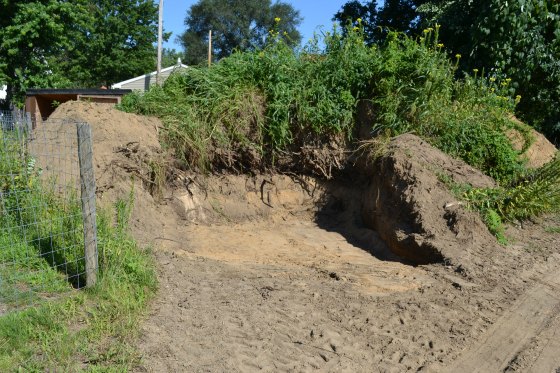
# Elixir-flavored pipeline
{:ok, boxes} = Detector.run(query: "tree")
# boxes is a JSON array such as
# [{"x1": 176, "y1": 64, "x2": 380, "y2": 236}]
[
  {"x1": 0, "y1": 0, "x2": 159, "y2": 105},
  {"x1": 333, "y1": 0, "x2": 418, "y2": 44},
  {"x1": 179, "y1": 0, "x2": 302, "y2": 65},
  {"x1": 65, "y1": 0, "x2": 159, "y2": 87},
  {"x1": 376, "y1": 0, "x2": 419, "y2": 37},
  {"x1": 332, "y1": 0, "x2": 378, "y2": 44},
  {"x1": 418, "y1": 0, "x2": 560, "y2": 143},
  {"x1": 0, "y1": 0, "x2": 86, "y2": 104}
]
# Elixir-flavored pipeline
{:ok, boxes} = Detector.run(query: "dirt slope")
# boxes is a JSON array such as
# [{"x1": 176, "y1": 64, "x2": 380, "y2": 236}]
[
  {"x1": 48, "y1": 101, "x2": 172, "y2": 243},
  {"x1": 47, "y1": 102, "x2": 560, "y2": 372},
  {"x1": 362, "y1": 134, "x2": 497, "y2": 269}
]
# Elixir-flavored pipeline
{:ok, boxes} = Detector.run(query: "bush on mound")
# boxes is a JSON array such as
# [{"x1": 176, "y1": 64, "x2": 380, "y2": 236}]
[
  {"x1": 119, "y1": 23, "x2": 559, "y2": 243},
  {"x1": 120, "y1": 25, "x2": 537, "y2": 184}
]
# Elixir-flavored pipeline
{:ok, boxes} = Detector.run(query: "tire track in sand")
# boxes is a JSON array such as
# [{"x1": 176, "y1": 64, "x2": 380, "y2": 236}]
[{"x1": 445, "y1": 266, "x2": 560, "y2": 373}]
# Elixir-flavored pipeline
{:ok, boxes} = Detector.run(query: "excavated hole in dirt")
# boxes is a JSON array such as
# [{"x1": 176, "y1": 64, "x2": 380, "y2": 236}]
[{"x1": 43, "y1": 101, "x2": 560, "y2": 372}]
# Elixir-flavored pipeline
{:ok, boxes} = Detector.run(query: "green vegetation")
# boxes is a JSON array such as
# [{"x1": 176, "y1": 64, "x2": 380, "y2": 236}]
[
  {"x1": 464, "y1": 155, "x2": 560, "y2": 225},
  {"x1": 335, "y1": 0, "x2": 560, "y2": 144},
  {"x1": 121, "y1": 23, "x2": 559, "y2": 239},
  {"x1": 0, "y1": 131, "x2": 157, "y2": 370},
  {"x1": 180, "y1": 0, "x2": 302, "y2": 65},
  {"x1": 121, "y1": 24, "x2": 526, "y2": 182},
  {"x1": 0, "y1": 0, "x2": 159, "y2": 104},
  {"x1": 418, "y1": 0, "x2": 560, "y2": 144}
]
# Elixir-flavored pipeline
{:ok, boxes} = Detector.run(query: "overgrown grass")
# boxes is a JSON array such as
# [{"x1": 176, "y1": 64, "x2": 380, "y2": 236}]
[
  {"x1": 0, "y1": 194, "x2": 156, "y2": 371},
  {"x1": 0, "y1": 130, "x2": 157, "y2": 370},
  {"x1": 120, "y1": 23, "x2": 557, "y2": 237},
  {"x1": 120, "y1": 23, "x2": 528, "y2": 184},
  {"x1": 464, "y1": 155, "x2": 560, "y2": 224}
]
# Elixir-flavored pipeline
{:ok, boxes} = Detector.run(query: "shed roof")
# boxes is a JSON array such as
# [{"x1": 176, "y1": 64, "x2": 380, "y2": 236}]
[
  {"x1": 26, "y1": 88, "x2": 131, "y2": 96},
  {"x1": 111, "y1": 63, "x2": 188, "y2": 89}
]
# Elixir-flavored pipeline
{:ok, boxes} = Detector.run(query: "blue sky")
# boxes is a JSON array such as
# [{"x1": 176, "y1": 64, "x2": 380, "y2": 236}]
[{"x1": 162, "y1": 0, "x2": 369, "y2": 51}]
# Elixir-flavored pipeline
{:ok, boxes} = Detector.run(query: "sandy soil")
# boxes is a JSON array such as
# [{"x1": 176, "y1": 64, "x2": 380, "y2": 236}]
[
  {"x1": 132, "y1": 205, "x2": 559, "y2": 373},
  {"x1": 47, "y1": 102, "x2": 560, "y2": 372}
]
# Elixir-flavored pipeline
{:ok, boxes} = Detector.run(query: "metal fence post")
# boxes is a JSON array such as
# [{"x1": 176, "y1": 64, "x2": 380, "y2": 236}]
[{"x1": 77, "y1": 122, "x2": 98, "y2": 287}]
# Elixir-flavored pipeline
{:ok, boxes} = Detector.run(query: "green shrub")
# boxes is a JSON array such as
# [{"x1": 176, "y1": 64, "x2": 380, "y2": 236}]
[
  {"x1": 464, "y1": 155, "x2": 560, "y2": 223},
  {"x1": 120, "y1": 24, "x2": 526, "y2": 183}
]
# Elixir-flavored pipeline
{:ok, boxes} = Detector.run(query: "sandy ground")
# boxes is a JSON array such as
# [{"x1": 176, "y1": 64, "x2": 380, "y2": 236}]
[
  {"x1": 46, "y1": 102, "x2": 560, "y2": 372},
  {"x1": 133, "y1": 212, "x2": 560, "y2": 373}
]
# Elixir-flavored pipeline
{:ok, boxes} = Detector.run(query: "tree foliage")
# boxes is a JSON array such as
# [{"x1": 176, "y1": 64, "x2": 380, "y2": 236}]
[
  {"x1": 333, "y1": 0, "x2": 379, "y2": 43},
  {"x1": 335, "y1": 0, "x2": 560, "y2": 143},
  {"x1": 418, "y1": 0, "x2": 560, "y2": 143},
  {"x1": 179, "y1": 0, "x2": 302, "y2": 65},
  {"x1": 0, "y1": 0, "x2": 159, "y2": 105},
  {"x1": 333, "y1": 0, "x2": 420, "y2": 44}
]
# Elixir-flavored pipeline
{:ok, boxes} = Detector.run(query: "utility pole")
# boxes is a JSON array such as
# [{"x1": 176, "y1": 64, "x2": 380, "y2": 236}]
[
  {"x1": 208, "y1": 30, "x2": 212, "y2": 67},
  {"x1": 156, "y1": 0, "x2": 163, "y2": 85}
]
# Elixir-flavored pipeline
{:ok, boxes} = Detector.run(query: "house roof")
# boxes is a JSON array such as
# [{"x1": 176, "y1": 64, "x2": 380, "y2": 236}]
[
  {"x1": 26, "y1": 88, "x2": 131, "y2": 96},
  {"x1": 111, "y1": 63, "x2": 188, "y2": 89}
]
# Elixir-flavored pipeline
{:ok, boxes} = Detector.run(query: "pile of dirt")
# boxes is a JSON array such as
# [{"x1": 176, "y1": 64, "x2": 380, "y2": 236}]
[
  {"x1": 40, "y1": 102, "x2": 560, "y2": 372},
  {"x1": 43, "y1": 102, "x2": 504, "y2": 273},
  {"x1": 47, "y1": 101, "x2": 168, "y2": 243},
  {"x1": 362, "y1": 134, "x2": 498, "y2": 271},
  {"x1": 507, "y1": 115, "x2": 557, "y2": 168}
]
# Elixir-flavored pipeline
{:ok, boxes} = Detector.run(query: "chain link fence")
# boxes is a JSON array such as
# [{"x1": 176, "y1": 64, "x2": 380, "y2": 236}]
[{"x1": 0, "y1": 111, "x2": 97, "y2": 315}]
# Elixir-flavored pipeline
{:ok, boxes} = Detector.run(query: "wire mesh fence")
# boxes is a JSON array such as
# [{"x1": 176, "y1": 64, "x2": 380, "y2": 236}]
[{"x1": 0, "y1": 112, "x2": 97, "y2": 315}]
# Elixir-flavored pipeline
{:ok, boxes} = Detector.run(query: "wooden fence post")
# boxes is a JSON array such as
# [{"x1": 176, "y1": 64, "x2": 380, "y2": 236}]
[{"x1": 77, "y1": 123, "x2": 98, "y2": 287}]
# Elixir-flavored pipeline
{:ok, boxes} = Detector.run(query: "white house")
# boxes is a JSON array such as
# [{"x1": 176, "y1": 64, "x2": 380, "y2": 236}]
[{"x1": 111, "y1": 59, "x2": 188, "y2": 92}]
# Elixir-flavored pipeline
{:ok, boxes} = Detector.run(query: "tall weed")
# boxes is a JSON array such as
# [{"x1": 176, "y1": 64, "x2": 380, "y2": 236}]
[{"x1": 120, "y1": 23, "x2": 526, "y2": 183}]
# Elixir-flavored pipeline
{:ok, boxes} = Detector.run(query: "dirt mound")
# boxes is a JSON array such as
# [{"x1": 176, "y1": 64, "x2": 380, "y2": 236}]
[
  {"x1": 507, "y1": 116, "x2": 557, "y2": 168},
  {"x1": 362, "y1": 134, "x2": 498, "y2": 269},
  {"x1": 47, "y1": 101, "x2": 168, "y2": 242},
  {"x1": 40, "y1": 102, "x2": 560, "y2": 372},
  {"x1": 44, "y1": 102, "x2": 503, "y2": 274}
]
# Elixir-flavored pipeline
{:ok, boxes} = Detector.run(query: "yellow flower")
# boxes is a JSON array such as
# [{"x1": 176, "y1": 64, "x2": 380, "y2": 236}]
[
  {"x1": 274, "y1": 17, "x2": 281, "y2": 22},
  {"x1": 473, "y1": 68, "x2": 479, "y2": 73},
  {"x1": 437, "y1": 43, "x2": 444, "y2": 48},
  {"x1": 489, "y1": 77, "x2": 496, "y2": 82},
  {"x1": 455, "y1": 53, "x2": 461, "y2": 59},
  {"x1": 353, "y1": 26, "x2": 359, "y2": 31},
  {"x1": 491, "y1": 88, "x2": 495, "y2": 92},
  {"x1": 283, "y1": 31, "x2": 288, "y2": 36},
  {"x1": 357, "y1": 18, "x2": 362, "y2": 23},
  {"x1": 505, "y1": 78, "x2": 512, "y2": 83}
]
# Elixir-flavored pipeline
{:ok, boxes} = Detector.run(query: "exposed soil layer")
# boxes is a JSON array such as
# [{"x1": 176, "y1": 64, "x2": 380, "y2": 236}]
[
  {"x1": 507, "y1": 115, "x2": 558, "y2": 168},
  {"x1": 47, "y1": 102, "x2": 560, "y2": 372},
  {"x1": 362, "y1": 134, "x2": 497, "y2": 270}
]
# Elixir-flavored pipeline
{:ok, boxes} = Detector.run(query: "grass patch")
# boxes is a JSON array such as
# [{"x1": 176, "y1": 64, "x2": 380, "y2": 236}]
[
  {"x1": 1, "y1": 129, "x2": 156, "y2": 371},
  {"x1": 0, "y1": 193, "x2": 156, "y2": 371},
  {"x1": 464, "y1": 156, "x2": 560, "y2": 222}
]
